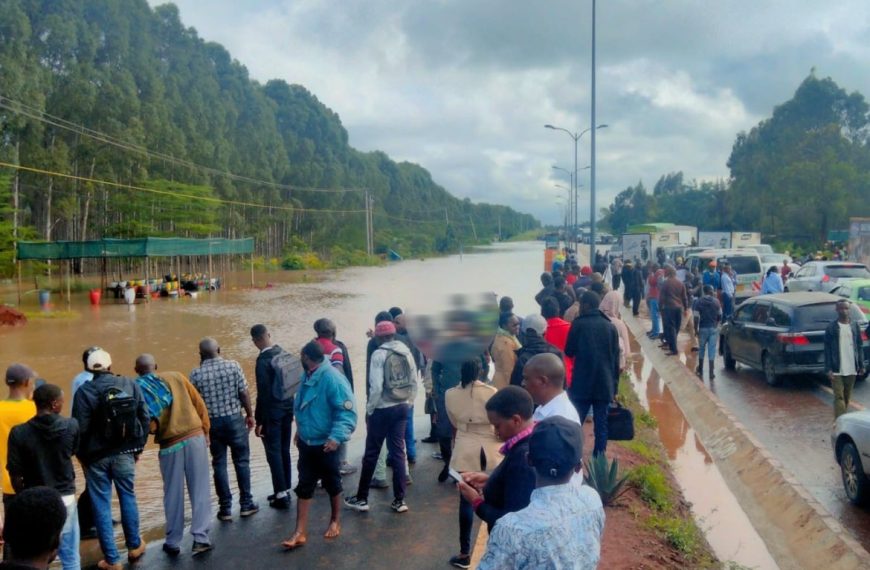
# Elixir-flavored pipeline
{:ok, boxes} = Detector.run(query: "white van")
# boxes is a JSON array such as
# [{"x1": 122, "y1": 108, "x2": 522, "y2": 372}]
[{"x1": 686, "y1": 248, "x2": 764, "y2": 301}]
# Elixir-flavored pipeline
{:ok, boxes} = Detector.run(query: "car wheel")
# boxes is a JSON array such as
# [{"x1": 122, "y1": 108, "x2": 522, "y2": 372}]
[
  {"x1": 762, "y1": 353, "x2": 781, "y2": 386},
  {"x1": 840, "y1": 441, "x2": 870, "y2": 506},
  {"x1": 723, "y1": 341, "x2": 736, "y2": 370}
]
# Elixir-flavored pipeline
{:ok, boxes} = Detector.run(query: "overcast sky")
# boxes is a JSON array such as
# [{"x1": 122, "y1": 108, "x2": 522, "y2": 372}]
[{"x1": 154, "y1": 1, "x2": 870, "y2": 224}]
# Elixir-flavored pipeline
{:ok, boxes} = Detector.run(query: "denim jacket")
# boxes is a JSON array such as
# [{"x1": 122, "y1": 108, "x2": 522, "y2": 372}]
[{"x1": 294, "y1": 358, "x2": 357, "y2": 446}]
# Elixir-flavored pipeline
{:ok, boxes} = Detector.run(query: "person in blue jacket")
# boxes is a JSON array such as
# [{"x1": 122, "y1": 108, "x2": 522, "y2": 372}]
[{"x1": 282, "y1": 341, "x2": 357, "y2": 550}]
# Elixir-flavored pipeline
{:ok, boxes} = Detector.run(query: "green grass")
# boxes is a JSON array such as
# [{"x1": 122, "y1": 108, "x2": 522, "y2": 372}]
[
  {"x1": 627, "y1": 464, "x2": 672, "y2": 511},
  {"x1": 618, "y1": 439, "x2": 660, "y2": 463},
  {"x1": 647, "y1": 515, "x2": 705, "y2": 558}
]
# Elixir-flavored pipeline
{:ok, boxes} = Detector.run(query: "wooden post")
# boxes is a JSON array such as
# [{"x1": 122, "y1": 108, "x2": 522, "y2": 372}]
[
  {"x1": 144, "y1": 256, "x2": 150, "y2": 303},
  {"x1": 250, "y1": 253, "x2": 254, "y2": 288}
]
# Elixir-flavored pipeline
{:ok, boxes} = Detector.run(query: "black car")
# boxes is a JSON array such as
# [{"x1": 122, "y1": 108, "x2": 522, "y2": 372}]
[{"x1": 720, "y1": 292, "x2": 870, "y2": 386}]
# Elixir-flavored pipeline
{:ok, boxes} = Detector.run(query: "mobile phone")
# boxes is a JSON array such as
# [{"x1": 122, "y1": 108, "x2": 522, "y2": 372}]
[{"x1": 448, "y1": 468, "x2": 463, "y2": 483}]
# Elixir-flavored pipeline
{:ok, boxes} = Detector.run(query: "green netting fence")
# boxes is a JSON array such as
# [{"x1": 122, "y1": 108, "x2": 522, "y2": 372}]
[{"x1": 16, "y1": 237, "x2": 254, "y2": 260}]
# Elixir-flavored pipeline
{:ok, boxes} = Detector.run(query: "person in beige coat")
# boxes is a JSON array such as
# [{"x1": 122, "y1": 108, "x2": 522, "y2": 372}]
[
  {"x1": 445, "y1": 359, "x2": 503, "y2": 568},
  {"x1": 490, "y1": 313, "x2": 521, "y2": 391}
]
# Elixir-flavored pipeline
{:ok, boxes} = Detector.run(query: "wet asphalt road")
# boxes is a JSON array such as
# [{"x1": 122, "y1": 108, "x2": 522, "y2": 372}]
[{"x1": 632, "y1": 310, "x2": 870, "y2": 549}]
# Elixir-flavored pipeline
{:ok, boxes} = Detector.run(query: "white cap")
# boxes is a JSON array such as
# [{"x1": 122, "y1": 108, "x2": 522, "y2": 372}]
[
  {"x1": 523, "y1": 314, "x2": 547, "y2": 335},
  {"x1": 86, "y1": 349, "x2": 112, "y2": 372}
]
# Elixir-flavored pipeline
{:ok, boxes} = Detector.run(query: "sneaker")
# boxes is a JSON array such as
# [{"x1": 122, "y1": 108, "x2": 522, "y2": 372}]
[
  {"x1": 240, "y1": 503, "x2": 260, "y2": 517},
  {"x1": 390, "y1": 499, "x2": 409, "y2": 513},
  {"x1": 344, "y1": 496, "x2": 370, "y2": 512},
  {"x1": 370, "y1": 477, "x2": 389, "y2": 489},
  {"x1": 339, "y1": 462, "x2": 358, "y2": 476},
  {"x1": 128, "y1": 537, "x2": 147, "y2": 561},
  {"x1": 217, "y1": 509, "x2": 233, "y2": 522},
  {"x1": 162, "y1": 543, "x2": 181, "y2": 557},
  {"x1": 449, "y1": 554, "x2": 472, "y2": 569},
  {"x1": 431, "y1": 451, "x2": 443, "y2": 460},
  {"x1": 192, "y1": 541, "x2": 213, "y2": 556},
  {"x1": 421, "y1": 436, "x2": 438, "y2": 443},
  {"x1": 269, "y1": 496, "x2": 291, "y2": 510},
  {"x1": 96, "y1": 561, "x2": 123, "y2": 570}
]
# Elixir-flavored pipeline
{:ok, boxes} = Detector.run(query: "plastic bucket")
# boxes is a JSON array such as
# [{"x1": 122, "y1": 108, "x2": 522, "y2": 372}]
[
  {"x1": 38, "y1": 289, "x2": 51, "y2": 309},
  {"x1": 89, "y1": 289, "x2": 102, "y2": 305}
]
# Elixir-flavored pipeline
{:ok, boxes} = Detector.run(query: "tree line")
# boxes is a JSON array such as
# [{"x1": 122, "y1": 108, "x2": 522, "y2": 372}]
[
  {"x1": 601, "y1": 73, "x2": 870, "y2": 247},
  {"x1": 0, "y1": 1, "x2": 537, "y2": 277}
]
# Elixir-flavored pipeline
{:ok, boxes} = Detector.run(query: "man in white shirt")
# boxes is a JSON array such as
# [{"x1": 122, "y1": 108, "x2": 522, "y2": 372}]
[
  {"x1": 522, "y1": 353, "x2": 581, "y2": 426},
  {"x1": 825, "y1": 300, "x2": 865, "y2": 418}
]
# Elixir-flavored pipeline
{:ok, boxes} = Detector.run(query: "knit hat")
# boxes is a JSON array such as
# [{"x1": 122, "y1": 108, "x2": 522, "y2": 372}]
[
  {"x1": 86, "y1": 348, "x2": 112, "y2": 372},
  {"x1": 374, "y1": 320, "x2": 397, "y2": 337},
  {"x1": 522, "y1": 314, "x2": 547, "y2": 335},
  {"x1": 529, "y1": 416, "x2": 583, "y2": 478}
]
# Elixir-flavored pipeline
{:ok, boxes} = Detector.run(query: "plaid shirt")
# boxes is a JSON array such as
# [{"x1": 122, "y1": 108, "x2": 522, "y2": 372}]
[{"x1": 190, "y1": 357, "x2": 248, "y2": 419}]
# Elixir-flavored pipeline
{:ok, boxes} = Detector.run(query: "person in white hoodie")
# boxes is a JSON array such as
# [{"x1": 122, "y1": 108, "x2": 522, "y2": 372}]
[{"x1": 344, "y1": 320, "x2": 417, "y2": 514}]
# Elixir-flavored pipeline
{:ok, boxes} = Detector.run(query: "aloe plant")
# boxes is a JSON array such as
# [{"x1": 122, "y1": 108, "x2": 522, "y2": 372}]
[{"x1": 583, "y1": 453, "x2": 628, "y2": 506}]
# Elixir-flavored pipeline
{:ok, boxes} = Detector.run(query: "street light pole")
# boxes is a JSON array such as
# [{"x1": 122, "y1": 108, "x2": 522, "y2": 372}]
[
  {"x1": 552, "y1": 166, "x2": 573, "y2": 243},
  {"x1": 589, "y1": 0, "x2": 598, "y2": 264},
  {"x1": 545, "y1": 123, "x2": 608, "y2": 256}
]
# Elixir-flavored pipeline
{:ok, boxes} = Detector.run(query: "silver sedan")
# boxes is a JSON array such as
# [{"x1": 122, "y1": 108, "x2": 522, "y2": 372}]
[
  {"x1": 786, "y1": 262, "x2": 870, "y2": 293},
  {"x1": 833, "y1": 411, "x2": 870, "y2": 505}
]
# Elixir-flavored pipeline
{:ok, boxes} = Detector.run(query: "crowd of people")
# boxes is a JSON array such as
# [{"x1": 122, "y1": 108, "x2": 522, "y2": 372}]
[{"x1": 0, "y1": 254, "x2": 672, "y2": 570}]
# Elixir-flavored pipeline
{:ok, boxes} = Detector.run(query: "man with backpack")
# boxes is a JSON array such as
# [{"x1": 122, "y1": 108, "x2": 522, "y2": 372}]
[
  {"x1": 251, "y1": 324, "x2": 296, "y2": 510},
  {"x1": 344, "y1": 320, "x2": 418, "y2": 514},
  {"x1": 71, "y1": 349, "x2": 148, "y2": 570}
]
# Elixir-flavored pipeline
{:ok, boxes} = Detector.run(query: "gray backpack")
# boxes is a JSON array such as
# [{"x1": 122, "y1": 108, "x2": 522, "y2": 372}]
[{"x1": 382, "y1": 349, "x2": 414, "y2": 403}]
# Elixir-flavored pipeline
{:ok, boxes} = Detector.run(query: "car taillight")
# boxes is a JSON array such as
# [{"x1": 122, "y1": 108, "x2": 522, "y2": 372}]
[
  {"x1": 777, "y1": 333, "x2": 810, "y2": 345},
  {"x1": 822, "y1": 274, "x2": 830, "y2": 283}
]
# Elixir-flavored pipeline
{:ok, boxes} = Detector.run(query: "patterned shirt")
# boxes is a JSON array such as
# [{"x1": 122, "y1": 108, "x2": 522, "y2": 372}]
[
  {"x1": 190, "y1": 357, "x2": 248, "y2": 419},
  {"x1": 477, "y1": 483, "x2": 605, "y2": 570}
]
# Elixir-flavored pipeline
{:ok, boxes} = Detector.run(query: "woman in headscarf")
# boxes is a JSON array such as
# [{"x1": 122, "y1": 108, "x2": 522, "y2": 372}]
[
  {"x1": 490, "y1": 313, "x2": 521, "y2": 390},
  {"x1": 600, "y1": 290, "x2": 631, "y2": 375}
]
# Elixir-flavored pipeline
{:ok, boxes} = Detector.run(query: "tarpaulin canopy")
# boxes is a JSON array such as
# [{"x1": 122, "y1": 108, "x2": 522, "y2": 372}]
[{"x1": 16, "y1": 237, "x2": 254, "y2": 260}]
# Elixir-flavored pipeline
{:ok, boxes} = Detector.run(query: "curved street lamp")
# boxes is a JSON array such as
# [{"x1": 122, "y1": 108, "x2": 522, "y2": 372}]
[{"x1": 545, "y1": 124, "x2": 607, "y2": 253}]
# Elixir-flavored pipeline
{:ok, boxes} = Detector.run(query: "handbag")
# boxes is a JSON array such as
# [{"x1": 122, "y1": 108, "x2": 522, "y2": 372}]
[
  {"x1": 607, "y1": 402, "x2": 635, "y2": 441},
  {"x1": 424, "y1": 393, "x2": 437, "y2": 415}
]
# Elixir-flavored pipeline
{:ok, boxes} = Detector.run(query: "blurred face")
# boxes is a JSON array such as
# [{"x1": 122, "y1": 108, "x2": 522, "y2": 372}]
[
  {"x1": 521, "y1": 371, "x2": 545, "y2": 405},
  {"x1": 837, "y1": 301, "x2": 850, "y2": 320},
  {"x1": 507, "y1": 315, "x2": 520, "y2": 336},
  {"x1": 487, "y1": 410, "x2": 523, "y2": 441}
]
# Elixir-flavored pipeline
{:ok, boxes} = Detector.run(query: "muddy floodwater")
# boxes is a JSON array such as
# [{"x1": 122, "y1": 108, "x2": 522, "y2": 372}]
[{"x1": 0, "y1": 242, "x2": 544, "y2": 535}]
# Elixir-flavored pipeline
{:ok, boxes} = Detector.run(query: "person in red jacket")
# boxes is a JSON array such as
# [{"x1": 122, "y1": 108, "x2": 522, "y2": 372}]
[{"x1": 541, "y1": 300, "x2": 573, "y2": 387}]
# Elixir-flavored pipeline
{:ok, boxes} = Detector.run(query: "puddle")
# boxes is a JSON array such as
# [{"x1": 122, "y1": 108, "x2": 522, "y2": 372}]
[{"x1": 627, "y1": 348, "x2": 779, "y2": 569}]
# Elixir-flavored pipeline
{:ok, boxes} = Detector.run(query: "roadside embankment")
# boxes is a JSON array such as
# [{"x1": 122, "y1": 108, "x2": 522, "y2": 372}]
[{"x1": 622, "y1": 310, "x2": 870, "y2": 570}]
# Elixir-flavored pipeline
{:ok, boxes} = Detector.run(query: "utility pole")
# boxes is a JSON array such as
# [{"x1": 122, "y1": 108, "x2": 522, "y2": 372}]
[
  {"x1": 589, "y1": 0, "x2": 599, "y2": 264},
  {"x1": 469, "y1": 213, "x2": 478, "y2": 241}
]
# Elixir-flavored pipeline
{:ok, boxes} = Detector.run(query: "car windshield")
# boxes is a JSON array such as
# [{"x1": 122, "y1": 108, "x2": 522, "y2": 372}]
[
  {"x1": 825, "y1": 265, "x2": 870, "y2": 279},
  {"x1": 794, "y1": 303, "x2": 867, "y2": 330},
  {"x1": 858, "y1": 286, "x2": 870, "y2": 302},
  {"x1": 761, "y1": 254, "x2": 784, "y2": 263},
  {"x1": 721, "y1": 256, "x2": 761, "y2": 275}
]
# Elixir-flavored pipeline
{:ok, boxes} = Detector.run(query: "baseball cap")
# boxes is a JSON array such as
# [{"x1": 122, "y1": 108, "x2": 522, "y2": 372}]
[
  {"x1": 86, "y1": 348, "x2": 112, "y2": 372},
  {"x1": 522, "y1": 314, "x2": 547, "y2": 335},
  {"x1": 374, "y1": 320, "x2": 397, "y2": 337},
  {"x1": 528, "y1": 416, "x2": 583, "y2": 479},
  {"x1": 5, "y1": 363, "x2": 35, "y2": 386}
]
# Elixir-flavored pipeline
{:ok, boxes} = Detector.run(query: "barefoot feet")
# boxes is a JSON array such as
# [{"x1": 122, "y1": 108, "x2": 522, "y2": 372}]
[{"x1": 324, "y1": 521, "x2": 341, "y2": 539}]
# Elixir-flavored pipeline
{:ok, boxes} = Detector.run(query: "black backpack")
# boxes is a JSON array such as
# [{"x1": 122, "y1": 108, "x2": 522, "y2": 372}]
[{"x1": 100, "y1": 385, "x2": 141, "y2": 446}]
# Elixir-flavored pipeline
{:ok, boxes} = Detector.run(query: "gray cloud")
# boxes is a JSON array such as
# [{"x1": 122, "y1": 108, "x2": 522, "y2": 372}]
[{"x1": 154, "y1": 0, "x2": 870, "y2": 223}]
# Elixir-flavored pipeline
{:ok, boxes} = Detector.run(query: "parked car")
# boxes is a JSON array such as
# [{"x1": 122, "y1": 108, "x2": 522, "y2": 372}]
[
  {"x1": 785, "y1": 261, "x2": 870, "y2": 293},
  {"x1": 832, "y1": 411, "x2": 870, "y2": 505},
  {"x1": 719, "y1": 292, "x2": 870, "y2": 386},
  {"x1": 831, "y1": 279, "x2": 870, "y2": 317},
  {"x1": 737, "y1": 244, "x2": 774, "y2": 255}
]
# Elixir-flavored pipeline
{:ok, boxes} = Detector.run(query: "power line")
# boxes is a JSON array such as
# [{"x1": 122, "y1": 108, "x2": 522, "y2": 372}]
[
  {"x1": 0, "y1": 161, "x2": 367, "y2": 215},
  {"x1": 0, "y1": 95, "x2": 366, "y2": 194}
]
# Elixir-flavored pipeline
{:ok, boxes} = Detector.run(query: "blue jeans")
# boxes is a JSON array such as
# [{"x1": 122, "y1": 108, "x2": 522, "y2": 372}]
[
  {"x1": 263, "y1": 410, "x2": 293, "y2": 495},
  {"x1": 573, "y1": 399, "x2": 609, "y2": 455},
  {"x1": 405, "y1": 405, "x2": 416, "y2": 462},
  {"x1": 699, "y1": 327, "x2": 719, "y2": 361},
  {"x1": 722, "y1": 293, "x2": 734, "y2": 320},
  {"x1": 209, "y1": 414, "x2": 254, "y2": 510},
  {"x1": 86, "y1": 454, "x2": 141, "y2": 565},
  {"x1": 648, "y1": 298, "x2": 661, "y2": 336},
  {"x1": 59, "y1": 497, "x2": 81, "y2": 570}
]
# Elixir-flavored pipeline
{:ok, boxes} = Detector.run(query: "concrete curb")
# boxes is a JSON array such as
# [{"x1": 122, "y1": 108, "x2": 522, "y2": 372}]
[{"x1": 621, "y1": 310, "x2": 870, "y2": 570}]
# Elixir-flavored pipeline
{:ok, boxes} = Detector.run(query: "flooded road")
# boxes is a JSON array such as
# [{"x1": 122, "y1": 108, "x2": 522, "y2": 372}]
[
  {"x1": 632, "y1": 308, "x2": 870, "y2": 553},
  {"x1": 0, "y1": 241, "x2": 544, "y2": 534}
]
